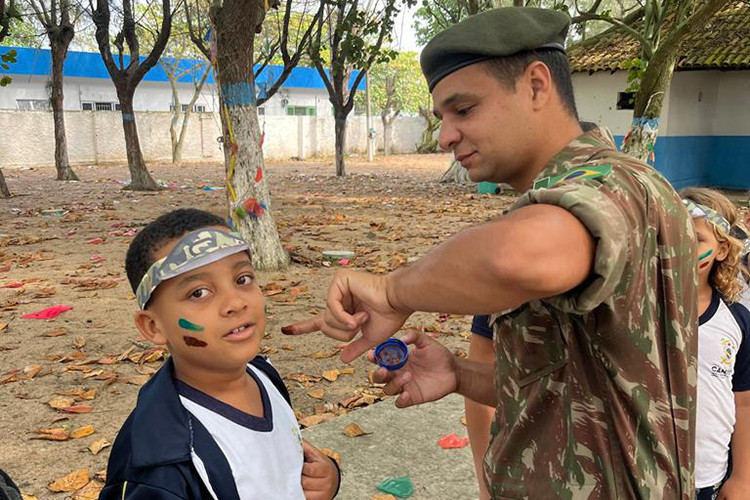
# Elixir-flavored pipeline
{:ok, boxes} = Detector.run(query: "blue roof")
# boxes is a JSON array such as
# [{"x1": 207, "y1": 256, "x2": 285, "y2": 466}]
[{"x1": 1, "y1": 46, "x2": 362, "y2": 91}]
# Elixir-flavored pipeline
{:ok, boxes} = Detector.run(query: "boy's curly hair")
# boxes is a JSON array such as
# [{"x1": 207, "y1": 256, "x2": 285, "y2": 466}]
[{"x1": 681, "y1": 187, "x2": 746, "y2": 303}]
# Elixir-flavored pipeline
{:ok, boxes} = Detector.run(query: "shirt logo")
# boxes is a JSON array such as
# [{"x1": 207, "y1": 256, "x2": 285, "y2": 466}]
[{"x1": 711, "y1": 337, "x2": 736, "y2": 379}]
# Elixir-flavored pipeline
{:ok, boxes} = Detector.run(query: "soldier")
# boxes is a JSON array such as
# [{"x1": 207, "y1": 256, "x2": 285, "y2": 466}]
[{"x1": 283, "y1": 7, "x2": 698, "y2": 499}]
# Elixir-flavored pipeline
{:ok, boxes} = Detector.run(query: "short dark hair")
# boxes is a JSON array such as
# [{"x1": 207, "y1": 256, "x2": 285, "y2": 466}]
[
  {"x1": 481, "y1": 49, "x2": 579, "y2": 119},
  {"x1": 125, "y1": 208, "x2": 227, "y2": 294}
]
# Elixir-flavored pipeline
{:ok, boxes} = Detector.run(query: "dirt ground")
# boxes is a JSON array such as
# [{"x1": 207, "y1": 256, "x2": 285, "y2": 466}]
[{"x1": 0, "y1": 153, "x2": 517, "y2": 498}]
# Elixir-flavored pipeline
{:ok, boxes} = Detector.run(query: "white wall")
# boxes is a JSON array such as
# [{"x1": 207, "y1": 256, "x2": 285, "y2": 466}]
[
  {"x1": 572, "y1": 71, "x2": 673, "y2": 136},
  {"x1": 0, "y1": 111, "x2": 427, "y2": 168},
  {"x1": 664, "y1": 71, "x2": 718, "y2": 136},
  {"x1": 712, "y1": 71, "x2": 750, "y2": 136},
  {"x1": 260, "y1": 89, "x2": 332, "y2": 116}
]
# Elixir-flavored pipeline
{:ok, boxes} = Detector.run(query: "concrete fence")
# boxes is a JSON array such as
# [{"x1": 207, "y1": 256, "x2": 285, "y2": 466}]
[{"x1": 0, "y1": 110, "x2": 427, "y2": 168}]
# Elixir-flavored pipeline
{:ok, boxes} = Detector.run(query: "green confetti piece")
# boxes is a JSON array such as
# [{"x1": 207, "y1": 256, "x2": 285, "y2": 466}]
[
  {"x1": 376, "y1": 476, "x2": 414, "y2": 498},
  {"x1": 178, "y1": 318, "x2": 204, "y2": 332}
]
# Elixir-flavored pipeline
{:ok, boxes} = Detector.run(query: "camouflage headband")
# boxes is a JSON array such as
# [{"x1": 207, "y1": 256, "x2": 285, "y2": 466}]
[
  {"x1": 136, "y1": 228, "x2": 250, "y2": 309},
  {"x1": 682, "y1": 199, "x2": 731, "y2": 235}
]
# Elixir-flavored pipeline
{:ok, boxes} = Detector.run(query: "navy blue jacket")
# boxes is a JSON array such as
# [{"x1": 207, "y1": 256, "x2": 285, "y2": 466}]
[{"x1": 100, "y1": 356, "x2": 334, "y2": 500}]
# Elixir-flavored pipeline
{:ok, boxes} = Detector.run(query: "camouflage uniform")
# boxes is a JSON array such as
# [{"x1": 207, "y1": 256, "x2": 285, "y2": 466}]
[{"x1": 484, "y1": 127, "x2": 698, "y2": 499}]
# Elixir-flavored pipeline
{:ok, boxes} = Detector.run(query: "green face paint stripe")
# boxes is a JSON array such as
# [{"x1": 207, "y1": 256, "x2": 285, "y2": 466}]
[
  {"x1": 178, "y1": 318, "x2": 204, "y2": 332},
  {"x1": 698, "y1": 249, "x2": 713, "y2": 261}
]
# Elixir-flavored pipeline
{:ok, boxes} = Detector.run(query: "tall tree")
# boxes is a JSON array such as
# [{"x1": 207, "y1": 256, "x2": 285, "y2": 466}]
[
  {"x1": 26, "y1": 0, "x2": 80, "y2": 181},
  {"x1": 185, "y1": 0, "x2": 322, "y2": 271},
  {"x1": 310, "y1": 0, "x2": 413, "y2": 176},
  {"x1": 162, "y1": 58, "x2": 210, "y2": 163},
  {"x1": 90, "y1": 0, "x2": 173, "y2": 191},
  {"x1": 0, "y1": 0, "x2": 19, "y2": 198},
  {"x1": 358, "y1": 51, "x2": 428, "y2": 155}
]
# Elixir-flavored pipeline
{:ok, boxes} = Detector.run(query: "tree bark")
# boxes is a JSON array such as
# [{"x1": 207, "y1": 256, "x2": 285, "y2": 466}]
[
  {"x1": 174, "y1": 67, "x2": 209, "y2": 163},
  {"x1": 417, "y1": 106, "x2": 440, "y2": 154},
  {"x1": 0, "y1": 167, "x2": 10, "y2": 198},
  {"x1": 50, "y1": 40, "x2": 78, "y2": 181},
  {"x1": 211, "y1": 0, "x2": 288, "y2": 271},
  {"x1": 334, "y1": 115, "x2": 347, "y2": 176},
  {"x1": 119, "y1": 92, "x2": 160, "y2": 190}
]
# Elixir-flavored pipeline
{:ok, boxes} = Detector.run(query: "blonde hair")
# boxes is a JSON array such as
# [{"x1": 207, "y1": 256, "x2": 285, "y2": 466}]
[{"x1": 681, "y1": 187, "x2": 745, "y2": 303}]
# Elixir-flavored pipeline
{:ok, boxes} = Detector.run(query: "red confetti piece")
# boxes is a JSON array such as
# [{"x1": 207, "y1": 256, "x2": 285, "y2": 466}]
[
  {"x1": 1, "y1": 282, "x2": 25, "y2": 289},
  {"x1": 21, "y1": 305, "x2": 73, "y2": 320},
  {"x1": 255, "y1": 168, "x2": 263, "y2": 182},
  {"x1": 437, "y1": 433, "x2": 469, "y2": 449},
  {"x1": 90, "y1": 255, "x2": 106, "y2": 263},
  {"x1": 87, "y1": 238, "x2": 105, "y2": 244}
]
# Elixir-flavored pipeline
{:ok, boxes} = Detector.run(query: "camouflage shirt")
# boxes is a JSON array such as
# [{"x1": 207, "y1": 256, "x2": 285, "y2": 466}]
[{"x1": 484, "y1": 127, "x2": 698, "y2": 499}]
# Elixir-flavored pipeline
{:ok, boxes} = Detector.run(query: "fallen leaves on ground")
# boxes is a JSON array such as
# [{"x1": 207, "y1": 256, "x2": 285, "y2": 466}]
[
  {"x1": 322, "y1": 367, "x2": 355, "y2": 382},
  {"x1": 47, "y1": 469, "x2": 90, "y2": 492},
  {"x1": 343, "y1": 423, "x2": 370, "y2": 437},
  {"x1": 88, "y1": 438, "x2": 110, "y2": 455},
  {"x1": 298, "y1": 413, "x2": 336, "y2": 428},
  {"x1": 307, "y1": 389, "x2": 326, "y2": 400}
]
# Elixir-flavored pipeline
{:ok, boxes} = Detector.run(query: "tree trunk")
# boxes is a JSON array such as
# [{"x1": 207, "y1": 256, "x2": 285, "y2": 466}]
[
  {"x1": 438, "y1": 159, "x2": 473, "y2": 184},
  {"x1": 334, "y1": 115, "x2": 346, "y2": 176},
  {"x1": 174, "y1": 68, "x2": 209, "y2": 164},
  {"x1": 622, "y1": 47, "x2": 679, "y2": 163},
  {"x1": 0, "y1": 168, "x2": 10, "y2": 198},
  {"x1": 381, "y1": 114, "x2": 391, "y2": 156},
  {"x1": 212, "y1": 0, "x2": 288, "y2": 271},
  {"x1": 50, "y1": 43, "x2": 78, "y2": 181},
  {"x1": 119, "y1": 92, "x2": 161, "y2": 191},
  {"x1": 417, "y1": 105, "x2": 440, "y2": 154},
  {"x1": 169, "y1": 77, "x2": 181, "y2": 163}
]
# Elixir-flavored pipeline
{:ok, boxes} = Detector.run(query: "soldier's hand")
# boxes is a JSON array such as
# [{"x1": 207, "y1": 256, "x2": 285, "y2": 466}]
[
  {"x1": 282, "y1": 270, "x2": 412, "y2": 363},
  {"x1": 367, "y1": 329, "x2": 459, "y2": 408}
]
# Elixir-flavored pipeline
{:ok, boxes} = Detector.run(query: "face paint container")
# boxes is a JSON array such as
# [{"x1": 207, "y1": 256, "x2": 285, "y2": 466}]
[{"x1": 374, "y1": 338, "x2": 409, "y2": 371}]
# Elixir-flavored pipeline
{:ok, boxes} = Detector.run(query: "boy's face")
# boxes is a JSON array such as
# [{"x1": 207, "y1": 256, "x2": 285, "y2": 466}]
[
  {"x1": 692, "y1": 217, "x2": 729, "y2": 285},
  {"x1": 134, "y1": 236, "x2": 266, "y2": 374}
]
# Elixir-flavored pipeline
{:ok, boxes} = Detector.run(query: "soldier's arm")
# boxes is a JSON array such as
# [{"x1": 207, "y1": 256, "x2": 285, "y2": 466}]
[{"x1": 388, "y1": 203, "x2": 595, "y2": 315}]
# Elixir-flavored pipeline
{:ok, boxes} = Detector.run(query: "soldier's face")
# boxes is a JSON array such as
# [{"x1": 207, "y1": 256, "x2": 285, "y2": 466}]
[
  {"x1": 134, "y1": 238, "x2": 266, "y2": 375},
  {"x1": 432, "y1": 64, "x2": 537, "y2": 186}
]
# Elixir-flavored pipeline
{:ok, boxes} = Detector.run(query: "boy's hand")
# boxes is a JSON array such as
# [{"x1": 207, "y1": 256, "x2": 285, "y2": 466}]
[
  {"x1": 719, "y1": 476, "x2": 750, "y2": 500},
  {"x1": 301, "y1": 440, "x2": 340, "y2": 500}
]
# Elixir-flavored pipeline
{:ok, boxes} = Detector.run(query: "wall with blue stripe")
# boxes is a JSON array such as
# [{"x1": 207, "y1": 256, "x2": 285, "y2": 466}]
[{"x1": 574, "y1": 70, "x2": 749, "y2": 191}]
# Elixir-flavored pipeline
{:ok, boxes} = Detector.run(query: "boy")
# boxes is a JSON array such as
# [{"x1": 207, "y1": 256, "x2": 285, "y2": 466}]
[{"x1": 100, "y1": 209, "x2": 340, "y2": 499}]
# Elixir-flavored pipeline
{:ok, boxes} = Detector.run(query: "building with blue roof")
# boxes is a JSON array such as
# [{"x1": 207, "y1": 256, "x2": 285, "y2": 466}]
[{"x1": 0, "y1": 46, "x2": 362, "y2": 116}]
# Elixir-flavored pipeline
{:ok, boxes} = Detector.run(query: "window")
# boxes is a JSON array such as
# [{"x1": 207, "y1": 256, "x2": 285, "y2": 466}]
[
  {"x1": 257, "y1": 107, "x2": 265, "y2": 116},
  {"x1": 286, "y1": 105, "x2": 316, "y2": 116},
  {"x1": 16, "y1": 99, "x2": 49, "y2": 111},
  {"x1": 95, "y1": 102, "x2": 114, "y2": 111},
  {"x1": 170, "y1": 104, "x2": 207, "y2": 113},
  {"x1": 114, "y1": 103, "x2": 122, "y2": 111},
  {"x1": 616, "y1": 92, "x2": 635, "y2": 110},
  {"x1": 81, "y1": 102, "x2": 94, "y2": 111}
]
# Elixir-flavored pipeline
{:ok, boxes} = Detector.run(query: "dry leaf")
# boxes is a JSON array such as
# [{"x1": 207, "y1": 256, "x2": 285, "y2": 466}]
[
  {"x1": 307, "y1": 389, "x2": 326, "y2": 400},
  {"x1": 44, "y1": 327, "x2": 68, "y2": 337},
  {"x1": 307, "y1": 350, "x2": 338, "y2": 359},
  {"x1": 61, "y1": 405, "x2": 93, "y2": 414},
  {"x1": 281, "y1": 343, "x2": 295, "y2": 351},
  {"x1": 460, "y1": 415, "x2": 467, "y2": 426},
  {"x1": 0, "y1": 322, "x2": 7, "y2": 332},
  {"x1": 285, "y1": 373, "x2": 321, "y2": 384},
  {"x1": 48, "y1": 469, "x2": 90, "y2": 492},
  {"x1": 319, "y1": 448, "x2": 341, "y2": 463},
  {"x1": 372, "y1": 495, "x2": 397, "y2": 500},
  {"x1": 21, "y1": 494, "x2": 40, "y2": 500},
  {"x1": 124, "y1": 375, "x2": 150, "y2": 385},
  {"x1": 88, "y1": 438, "x2": 111, "y2": 455},
  {"x1": 33, "y1": 428, "x2": 70, "y2": 441},
  {"x1": 94, "y1": 469, "x2": 106, "y2": 482},
  {"x1": 80, "y1": 388, "x2": 97, "y2": 400},
  {"x1": 343, "y1": 423, "x2": 370, "y2": 437},
  {"x1": 20, "y1": 364, "x2": 43, "y2": 380},
  {"x1": 322, "y1": 369, "x2": 340, "y2": 382},
  {"x1": 298, "y1": 413, "x2": 336, "y2": 427},
  {"x1": 48, "y1": 396, "x2": 76, "y2": 409},
  {"x1": 70, "y1": 425, "x2": 95, "y2": 439},
  {"x1": 72, "y1": 336, "x2": 86, "y2": 349},
  {"x1": 71, "y1": 480, "x2": 103, "y2": 500},
  {"x1": 340, "y1": 367, "x2": 355, "y2": 375}
]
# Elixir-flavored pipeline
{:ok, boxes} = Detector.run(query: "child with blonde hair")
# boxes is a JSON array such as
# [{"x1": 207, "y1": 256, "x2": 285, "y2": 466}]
[{"x1": 681, "y1": 187, "x2": 750, "y2": 500}]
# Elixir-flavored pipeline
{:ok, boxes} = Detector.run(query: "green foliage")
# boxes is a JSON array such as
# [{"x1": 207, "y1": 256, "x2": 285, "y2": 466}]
[
  {"x1": 356, "y1": 51, "x2": 428, "y2": 116},
  {"x1": 0, "y1": 16, "x2": 40, "y2": 47},
  {"x1": 0, "y1": 48, "x2": 16, "y2": 86},
  {"x1": 256, "y1": 9, "x2": 322, "y2": 67},
  {"x1": 625, "y1": 56, "x2": 646, "y2": 95}
]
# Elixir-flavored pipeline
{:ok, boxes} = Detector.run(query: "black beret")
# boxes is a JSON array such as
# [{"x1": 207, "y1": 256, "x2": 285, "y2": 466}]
[{"x1": 420, "y1": 7, "x2": 571, "y2": 91}]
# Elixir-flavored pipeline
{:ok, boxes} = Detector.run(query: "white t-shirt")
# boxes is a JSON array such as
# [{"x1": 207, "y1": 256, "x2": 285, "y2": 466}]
[
  {"x1": 695, "y1": 290, "x2": 750, "y2": 488},
  {"x1": 178, "y1": 364, "x2": 305, "y2": 499}
]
